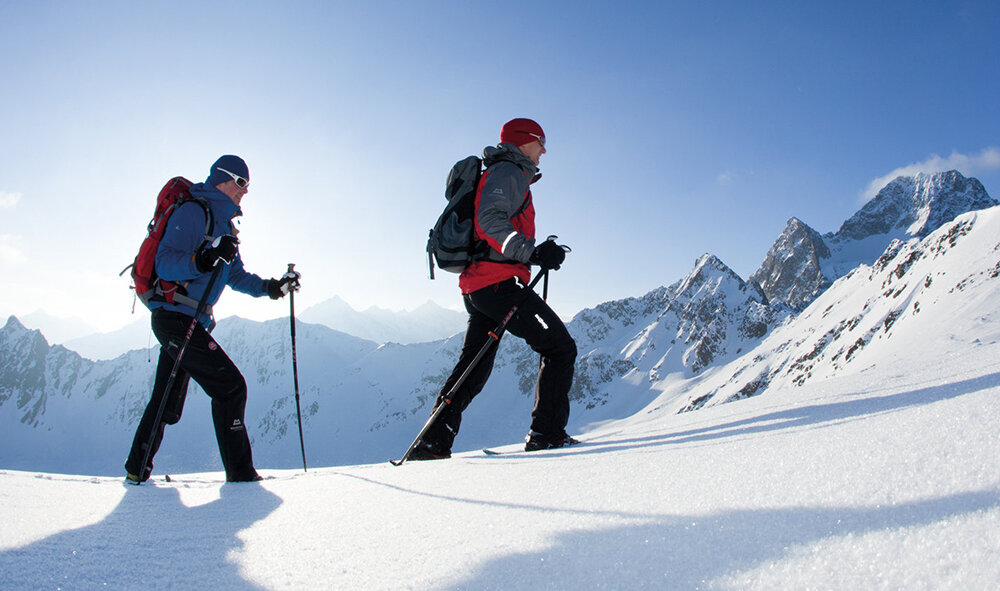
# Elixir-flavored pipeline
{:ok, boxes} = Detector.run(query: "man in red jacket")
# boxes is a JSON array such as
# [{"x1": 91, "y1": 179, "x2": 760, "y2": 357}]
[{"x1": 412, "y1": 118, "x2": 578, "y2": 459}]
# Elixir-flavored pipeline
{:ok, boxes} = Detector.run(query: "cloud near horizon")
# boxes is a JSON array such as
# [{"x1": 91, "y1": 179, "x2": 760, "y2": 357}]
[
  {"x1": 0, "y1": 192, "x2": 23, "y2": 208},
  {"x1": 862, "y1": 147, "x2": 1000, "y2": 201}
]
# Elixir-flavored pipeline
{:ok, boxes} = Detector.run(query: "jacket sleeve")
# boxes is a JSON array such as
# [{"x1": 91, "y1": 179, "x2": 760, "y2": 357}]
[
  {"x1": 155, "y1": 201, "x2": 207, "y2": 281},
  {"x1": 476, "y1": 162, "x2": 535, "y2": 263},
  {"x1": 226, "y1": 255, "x2": 268, "y2": 297}
]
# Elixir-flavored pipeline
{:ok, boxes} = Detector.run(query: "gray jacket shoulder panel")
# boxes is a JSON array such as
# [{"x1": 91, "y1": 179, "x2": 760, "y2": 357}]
[{"x1": 477, "y1": 154, "x2": 536, "y2": 263}]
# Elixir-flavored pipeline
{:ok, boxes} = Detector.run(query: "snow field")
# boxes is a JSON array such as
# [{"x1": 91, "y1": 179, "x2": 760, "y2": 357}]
[{"x1": 5, "y1": 335, "x2": 996, "y2": 590}]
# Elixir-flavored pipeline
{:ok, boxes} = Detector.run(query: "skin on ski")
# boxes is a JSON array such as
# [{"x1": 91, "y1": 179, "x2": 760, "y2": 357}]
[
  {"x1": 122, "y1": 474, "x2": 277, "y2": 487},
  {"x1": 483, "y1": 440, "x2": 584, "y2": 456},
  {"x1": 163, "y1": 474, "x2": 277, "y2": 484},
  {"x1": 482, "y1": 434, "x2": 606, "y2": 456}
]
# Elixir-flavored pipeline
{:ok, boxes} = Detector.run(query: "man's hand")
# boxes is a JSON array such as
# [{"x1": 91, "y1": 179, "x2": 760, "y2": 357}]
[
  {"x1": 268, "y1": 270, "x2": 302, "y2": 299},
  {"x1": 529, "y1": 239, "x2": 567, "y2": 271},
  {"x1": 196, "y1": 235, "x2": 239, "y2": 272}
]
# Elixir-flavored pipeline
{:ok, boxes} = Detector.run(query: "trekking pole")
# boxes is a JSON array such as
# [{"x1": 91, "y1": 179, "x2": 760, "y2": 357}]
[
  {"x1": 541, "y1": 235, "x2": 561, "y2": 301},
  {"x1": 133, "y1": 261, "x2": 225, "y2": 485},
  {"x1": 539, "y1": 269, "x2": 550, "y2": 373},
  {"x1": 390, "y1": 271, "x2": 547, "y2": 465},
  {"x1": 287, "y1": 263, "x2": 307, "y2": 472}
]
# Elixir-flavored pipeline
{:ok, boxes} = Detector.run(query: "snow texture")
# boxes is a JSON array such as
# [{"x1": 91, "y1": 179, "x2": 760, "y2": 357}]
[{"x1": 1, "y1": 329, "x2": 998, "y2": 589}]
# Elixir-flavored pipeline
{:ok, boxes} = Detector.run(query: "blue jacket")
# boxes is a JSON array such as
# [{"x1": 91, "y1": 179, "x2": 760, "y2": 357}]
[{"x1": 150, "y1": 182, "x2": 267, "y2": 328}]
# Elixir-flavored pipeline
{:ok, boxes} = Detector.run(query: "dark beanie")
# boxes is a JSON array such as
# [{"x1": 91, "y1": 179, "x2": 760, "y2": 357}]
[
  {"x1": 500, "y1": 118, "x2": 545, "y2": 147},
  {"x1": 206, "y1": 155, "x2": 249, "y2": 187}
]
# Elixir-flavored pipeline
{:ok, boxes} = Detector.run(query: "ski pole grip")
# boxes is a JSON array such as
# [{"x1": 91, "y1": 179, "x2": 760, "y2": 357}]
[{"x1": 545, "y1": 234, "x2": 571, "y2": 253}]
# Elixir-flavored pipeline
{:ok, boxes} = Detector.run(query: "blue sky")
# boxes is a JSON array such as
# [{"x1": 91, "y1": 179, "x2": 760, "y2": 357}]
[{"x1": 1, "y1": 1, "x2": 998, "y2": 334}]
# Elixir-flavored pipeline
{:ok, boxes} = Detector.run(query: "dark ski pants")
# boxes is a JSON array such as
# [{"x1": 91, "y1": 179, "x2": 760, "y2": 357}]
[
  {"x1": 125, "y1": 310, "x2": 256, "y2": 481},
  {"x1": 424, "y1": 277, "x2": 577, "y2": 450}
]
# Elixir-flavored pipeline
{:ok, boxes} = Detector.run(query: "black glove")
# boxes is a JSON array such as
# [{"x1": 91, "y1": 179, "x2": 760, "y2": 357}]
[
  {"x1": 196, "y1": 235, "x2": 239, "y2": 272},
  {"x1": 529, "y1": 239, "x2": 566, "y2": 271},
  {"x1": 267, "y1": 271, "x2": 302, "y2": 299}
]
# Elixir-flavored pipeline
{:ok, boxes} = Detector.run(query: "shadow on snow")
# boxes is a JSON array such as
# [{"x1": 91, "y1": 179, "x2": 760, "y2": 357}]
[
  {"x1": 433, "y1": 489, "x2": 999, "y2": 590},
  {"x1": 0, "y1": 481, "x2": 281, "y2": 590}
]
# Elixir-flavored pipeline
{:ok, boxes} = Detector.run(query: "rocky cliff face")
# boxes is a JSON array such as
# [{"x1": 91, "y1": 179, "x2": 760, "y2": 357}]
[
  {"x1": 749, "y1": 217, "x2": 831, "y2": 311},
  {"x1": 751, "y1": 171, "x2": 996, "y2": 311},
  {"x1": 835, "y1": 171, "x2": 994, "y2": 241},
  {"x1": 560, "y1": 253, "x2": 781, "y2": 412}
]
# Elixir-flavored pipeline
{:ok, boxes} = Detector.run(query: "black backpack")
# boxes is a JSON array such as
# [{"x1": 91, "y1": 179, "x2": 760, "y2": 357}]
[{"x1": 426, "y1": 155, "x2": 485, "y2": 278}]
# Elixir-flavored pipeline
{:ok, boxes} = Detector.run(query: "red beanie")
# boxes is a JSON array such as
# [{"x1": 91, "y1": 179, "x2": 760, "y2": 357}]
[{"x1": 500, "y1": 118, "x2": 545, "y2": 147}]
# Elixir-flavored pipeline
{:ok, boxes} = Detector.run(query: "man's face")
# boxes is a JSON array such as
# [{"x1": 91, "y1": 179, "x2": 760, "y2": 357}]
[
  {"x1": 218, "y1": 180, "x2": 249, "y2": 206},
  {"x1": 520, "y1": 139, "x2": 546, "y2": 166}
]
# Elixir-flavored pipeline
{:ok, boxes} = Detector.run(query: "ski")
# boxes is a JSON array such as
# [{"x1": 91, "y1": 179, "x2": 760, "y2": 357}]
[
  {"x1": 161, "y1": 474, "x2": 276, "y2": 484},
  {"x1": 483, "y1": 437, "x2": 585, "y2": 456},
  {"x1": 162, "y1": 474, "x2": 224, "y2": 484}
]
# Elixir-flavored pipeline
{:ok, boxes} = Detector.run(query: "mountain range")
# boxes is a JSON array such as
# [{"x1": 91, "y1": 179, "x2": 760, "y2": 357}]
[
  {"x1": 751, "y1": 171, "x2": 995, "y2": 311},
  {"x1": 25, "y1": 296, "x2": 468, "y2": 361},
  {"x1": 297, "y1": 296, "x2": 466, "y2": 345},
  {"x1": 1, "y1": 169, "x2": 995, "y2": 476}
]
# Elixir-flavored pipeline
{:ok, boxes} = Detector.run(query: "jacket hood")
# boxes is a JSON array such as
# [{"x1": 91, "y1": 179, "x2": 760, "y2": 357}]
[{"x1": 483, "y1": 143, "x2": 538, "y2": 176}]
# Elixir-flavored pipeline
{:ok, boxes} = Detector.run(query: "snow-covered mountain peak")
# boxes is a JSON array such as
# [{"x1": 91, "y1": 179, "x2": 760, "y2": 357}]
[
  {"x1": 680, "y1": 204, "x2": 1000, "y2": 413},
  {"x1": 753, "y1": 170, "x2": 995, "y2": 312},
  {"x1": 3, "y1": 315, "x2": 32, "y2": 337},
  {"x1": 673, "y1": 253, "x2": 754, "y2": 302},
  {"x1": 750, "y1": 218, "x2": 831, "y2": 311},
  {"x1": 834, "y1": 170, "x2": 995, "y2": 242}
]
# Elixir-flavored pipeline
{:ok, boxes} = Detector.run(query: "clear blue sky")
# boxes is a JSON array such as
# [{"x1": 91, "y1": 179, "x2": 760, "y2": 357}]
[{"x1": 1, "y1": 1, "x2": 998, "y2": 333}]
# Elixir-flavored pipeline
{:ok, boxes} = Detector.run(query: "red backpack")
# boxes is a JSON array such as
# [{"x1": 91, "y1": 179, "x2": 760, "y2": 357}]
[{"x1": 121, "y1": 177, "x2": 213, "y2": 310}]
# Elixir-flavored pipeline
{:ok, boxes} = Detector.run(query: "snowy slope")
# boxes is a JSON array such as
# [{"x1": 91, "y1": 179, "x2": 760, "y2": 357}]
[
  {"x1": 674, "y1": 205, "x2": 1000, "y2": 413},
  {"x1": 1, "y1": 329, "x2": 997, "y2": 590}
]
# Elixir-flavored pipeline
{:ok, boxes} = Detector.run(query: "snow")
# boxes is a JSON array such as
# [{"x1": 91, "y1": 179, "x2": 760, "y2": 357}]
[
  {"x1": 4, "y1": 191, "x2": 1000, "y2": 589},
  {"x1": 2, "y1": 333, "x2": 998, "y2": 590}
]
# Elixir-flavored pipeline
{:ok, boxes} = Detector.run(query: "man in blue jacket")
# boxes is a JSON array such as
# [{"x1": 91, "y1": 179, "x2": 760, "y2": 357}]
[{"x1": 125, "y1": 155, "x2": 299, "y2": 483}]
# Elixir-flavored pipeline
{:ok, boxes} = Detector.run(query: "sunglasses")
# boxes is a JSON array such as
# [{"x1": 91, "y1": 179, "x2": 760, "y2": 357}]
[
  {"x1": 217, "y1": 167, "x2": 249, "y2": 189},
  {"x1": 526, "y1": 132, "x2": 546, "y2": 147}
]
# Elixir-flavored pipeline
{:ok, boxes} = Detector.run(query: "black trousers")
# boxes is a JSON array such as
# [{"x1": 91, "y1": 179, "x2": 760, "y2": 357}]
[
  {"x1": 424, "y1": 277, "x2": 577, "y2": 450},
  {"x1": 125, "y1": 310, "x2": 256, "y2": 481}
]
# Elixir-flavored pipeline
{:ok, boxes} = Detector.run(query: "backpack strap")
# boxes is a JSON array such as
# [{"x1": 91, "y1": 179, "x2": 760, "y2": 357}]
[
  {"x1": 155, "y1": 197, "x2": 216, "y2": 315},
  {"x1": 188, "y1": 197, "x2": 214, "y2": 245}
]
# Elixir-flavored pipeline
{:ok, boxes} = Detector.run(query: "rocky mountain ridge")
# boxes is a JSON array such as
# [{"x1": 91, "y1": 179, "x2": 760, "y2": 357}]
[
  {"x1": 751, "y1": 170, "x2": 996, "y2": 311},
  {"x1": 1, "y1": 170, "x2": 995, "y2": 474}
]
